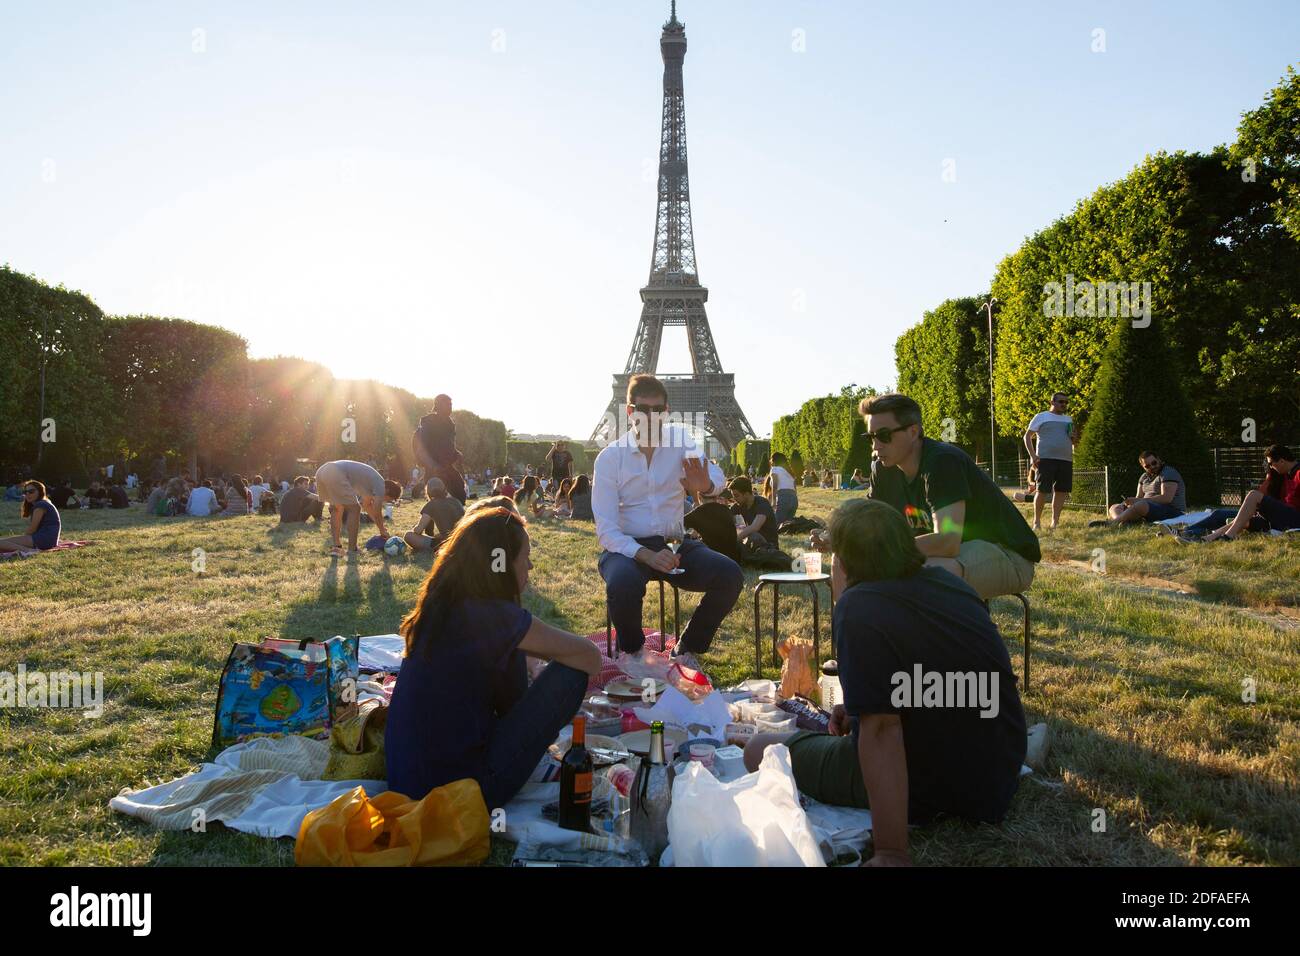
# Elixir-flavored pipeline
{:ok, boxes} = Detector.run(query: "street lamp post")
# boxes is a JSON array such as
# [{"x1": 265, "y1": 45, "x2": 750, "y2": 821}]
[{"x1": 982, "y1": 297, "x2": 998, "y2": 484}]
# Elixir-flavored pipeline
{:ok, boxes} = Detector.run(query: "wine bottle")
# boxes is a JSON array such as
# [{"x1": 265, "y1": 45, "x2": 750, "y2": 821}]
[
  {"x1": 558, "y1": 716, "x2": 593, "y2": 832},
  {"x1": 630, "y1": 720, "x2": 675, "y2": 862}
]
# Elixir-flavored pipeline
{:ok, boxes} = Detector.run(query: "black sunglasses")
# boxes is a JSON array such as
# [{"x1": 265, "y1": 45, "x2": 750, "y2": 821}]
[
  {"x1": 864, "y1": 424, "x2": 913, "y2": 444},
  {"x1": 631, "y1": 403, "x2": 667, "y2": 415}
]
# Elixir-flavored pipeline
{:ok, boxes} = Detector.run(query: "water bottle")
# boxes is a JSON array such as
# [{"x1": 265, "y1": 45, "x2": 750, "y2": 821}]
[{"x1": 819, "y1": 660, "x2": 842, "y2": 710}]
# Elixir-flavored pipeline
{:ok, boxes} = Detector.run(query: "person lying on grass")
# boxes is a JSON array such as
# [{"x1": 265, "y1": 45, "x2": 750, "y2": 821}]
[
  {"x1": 404, "y1": 476, "x2": 465, "y2": 552},
  {"x1": 0, "y1": 480, "x2": 62, "y2": 553},
  {"x1": 1198, "y1": 444, "x2": 1300, "y2": 542},
  {"x1": 384, "y1": 506, "x2": 602, "y2": 808},
  {"x1": 746, "y1": 498, "x2": 1027, "y2": 867}
]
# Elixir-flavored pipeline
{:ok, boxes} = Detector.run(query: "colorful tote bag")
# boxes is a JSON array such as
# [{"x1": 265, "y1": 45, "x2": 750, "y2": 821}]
[{"x1": 213, "y1": 635, "x2": 360, "y2": 748}]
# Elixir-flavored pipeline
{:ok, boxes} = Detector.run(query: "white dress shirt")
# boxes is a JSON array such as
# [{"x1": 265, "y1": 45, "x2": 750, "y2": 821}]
[{"x1": 593, "y1": 424, "x2": 725, "y2": 559}]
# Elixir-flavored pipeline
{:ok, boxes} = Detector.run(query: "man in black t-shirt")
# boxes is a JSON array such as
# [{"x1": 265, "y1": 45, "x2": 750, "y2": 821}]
[
  {"x1": 685, "y1": 489, "x2": 742, "y2": 564},
  {"x1": 729, "y1": 476, "x2": 779, "y2": 551},
  {"x1": 547, "y1": 441, "x2": 574, "y2": 484},
  {"x1": 847, "y1": 393, "x2": 1039, "y2": 600},
  {"x1": 413, "y1": 394, "x2": 466, "y2": 504},
  {"x1": 746, "y1": 498, "x2": 1027, "y2": 866}
]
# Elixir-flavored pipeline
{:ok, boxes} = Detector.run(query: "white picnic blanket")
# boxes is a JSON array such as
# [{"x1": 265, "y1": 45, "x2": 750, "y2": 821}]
[
  {"x1": 109, "y1": 736, "x2": 385, "y2": 839},
  {"x1": 358, "y1": 633, "x2": 404, "y2": 672}
]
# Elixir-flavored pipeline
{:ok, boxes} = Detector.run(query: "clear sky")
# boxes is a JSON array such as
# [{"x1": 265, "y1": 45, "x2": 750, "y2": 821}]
[{"x1": 2, "y1": 1, "x2": 1296, "y2": 440}]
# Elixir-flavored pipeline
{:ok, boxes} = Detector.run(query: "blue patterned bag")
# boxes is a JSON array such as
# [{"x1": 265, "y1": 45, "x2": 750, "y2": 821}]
[{"x1": 212, "y1": 635, "x2": 360, "y2": 748}]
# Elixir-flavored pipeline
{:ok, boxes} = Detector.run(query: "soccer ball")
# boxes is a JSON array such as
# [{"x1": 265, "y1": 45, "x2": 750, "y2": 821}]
[{"x1": 383, "y1": 536, "x2": 407, "y2": 556}]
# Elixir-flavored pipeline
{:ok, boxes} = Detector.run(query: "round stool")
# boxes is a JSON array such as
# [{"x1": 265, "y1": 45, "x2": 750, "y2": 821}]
[{"x1": 752, "y1": 571, "x2": 833, "y2": 677}]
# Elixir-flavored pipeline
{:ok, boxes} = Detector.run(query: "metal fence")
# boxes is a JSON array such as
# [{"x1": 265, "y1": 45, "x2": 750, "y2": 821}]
[{"x1": 998, "y1": 443, "x2": 1297, "y2": 511}]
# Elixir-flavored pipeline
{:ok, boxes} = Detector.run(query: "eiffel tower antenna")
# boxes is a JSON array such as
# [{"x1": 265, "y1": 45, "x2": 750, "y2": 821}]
[{"x1": 590, "y1": 3, "x2": 756, "y2": 453}]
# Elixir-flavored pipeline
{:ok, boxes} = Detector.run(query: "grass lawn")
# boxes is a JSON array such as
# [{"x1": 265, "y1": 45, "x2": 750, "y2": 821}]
[{"x1": 1, "y1": 488, "x2": 1297, "y2": 866}]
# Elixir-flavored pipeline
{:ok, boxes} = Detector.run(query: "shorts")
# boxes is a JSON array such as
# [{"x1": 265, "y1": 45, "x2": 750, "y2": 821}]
[
  {"x1": 1140, "y1": 501, "x2": 1184, "y2": 523},
  {"x1": 786, "y1": 730, "x2": 869, "y2": 809},
  {"x1": 314, "y1": 462, "x2": 361, "y2": 508},
  {"x1": 1035, "y1": 458, "x2": 1072, "y2": 494},
  {"x1": 956, "y1": 539, "x2": 1036, "y2": 600},
  {"x1": 1257, "y1": 494, "x2": 1300, "y2": 532}
]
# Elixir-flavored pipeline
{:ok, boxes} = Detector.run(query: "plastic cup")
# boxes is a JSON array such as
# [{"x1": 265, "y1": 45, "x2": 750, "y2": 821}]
[{"x1": 689, "y1": 744, "x2": 716, "y2": 768}]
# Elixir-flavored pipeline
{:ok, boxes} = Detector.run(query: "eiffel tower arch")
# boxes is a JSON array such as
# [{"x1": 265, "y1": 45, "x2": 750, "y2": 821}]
[{"x1": 590, "y1": 3, "x2": 756, "y2": 456}]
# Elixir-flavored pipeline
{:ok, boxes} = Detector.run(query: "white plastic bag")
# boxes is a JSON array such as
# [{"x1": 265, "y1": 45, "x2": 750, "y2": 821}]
[{"x1": 666, "y1": 744, "x2": 825, "y2": 867}]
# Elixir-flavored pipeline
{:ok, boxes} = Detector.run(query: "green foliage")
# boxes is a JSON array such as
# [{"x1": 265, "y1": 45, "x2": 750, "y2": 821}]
[
  {"x1": 729, "y1": 439, "x2": 770, "y2": 475},
  {"x1": 0, "y1": 269, "x2": 508, "y2": 483},
  {"x1": 1075, "y1": 317, "x2": 1214, "y2": 503},
  {"x1": 769, "y1": 385, "x2": 876, "y2": 475},
  {"x1": 0, "y1": 266, "x2": 115, "y2": 475},
  {"x1": 895, "y1": 297, "x2": 992, "y2": 459},
  {"x1": 986, "y1": 146, "x2": 1300, "y2": 446},
  {"x1": 1230, "y1": 64, "x2": 1300, "y2": 242}
]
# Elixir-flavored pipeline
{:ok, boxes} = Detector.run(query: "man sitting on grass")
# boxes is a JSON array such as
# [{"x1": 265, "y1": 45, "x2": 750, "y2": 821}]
[
  {"x1": 404, "y1": 476, "x2": 465, "y2": 551},
  {"x1": 745, "y1": 498, "x2": 1027, "y2": 866},
  {"x1": 278, "y1": 475, "x2": 324, "y2": 524},
  {"x1": 1089, "y1": 451, "x2": 1186, "y2": 527},
  {"x1": 728, "y1": 476, "x2": 781, "y2": 561}
]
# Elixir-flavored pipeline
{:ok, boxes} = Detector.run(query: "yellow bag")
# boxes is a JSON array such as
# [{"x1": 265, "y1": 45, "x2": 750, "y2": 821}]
[{"x1": 295, "y1": 779, "x2": 491, "y2": 867}]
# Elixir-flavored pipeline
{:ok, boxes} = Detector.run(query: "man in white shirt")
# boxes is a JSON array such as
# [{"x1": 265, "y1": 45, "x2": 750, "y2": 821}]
[
  {"x1": 186, "y1": 480, "x2": 219, "y2": 516},
  {"x1": 1023, "y1": 392, "x2": 1077, "y2": 531},
  {"x1": 248, "y1": 475, "x2": 272, "y2": 511},
  {"x1": 593, "y1": 375, "x2": 742, "y2": 668},
  {"x1": 768, "y1": 451, "x2": 799, "y2": 525}
]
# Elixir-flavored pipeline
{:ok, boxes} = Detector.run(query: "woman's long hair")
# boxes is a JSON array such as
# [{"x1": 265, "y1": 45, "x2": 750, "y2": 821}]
[
  {"x1": 571, "y1": 474, "x2": 591, "y2": 497},
  {"x1": 229, "y1": 474, "x2": 248, "y2": 498},
  {"x1": 20, "y1": 480, "x2": 47, "y2": 518},
  {"x1": 557, "y1": 477, "x2": 575, "y2": 502},
  {"x1": 399, "y1": 507, "x2": 530, "y2": 658},
  {"x1": 518, "y1": 475, "x2": 539, "y2": 499}
]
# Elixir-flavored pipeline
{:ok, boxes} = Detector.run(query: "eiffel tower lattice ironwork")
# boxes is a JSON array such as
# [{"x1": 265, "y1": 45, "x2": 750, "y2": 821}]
[{"x1": 590, "y1": 2, "x2": 755, "y2": 453}]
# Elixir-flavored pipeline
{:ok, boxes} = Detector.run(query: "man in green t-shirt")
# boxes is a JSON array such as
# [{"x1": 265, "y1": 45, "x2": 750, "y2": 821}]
[{"x1": 819, "y1": 394, "x2": 1039, "y2": 600}]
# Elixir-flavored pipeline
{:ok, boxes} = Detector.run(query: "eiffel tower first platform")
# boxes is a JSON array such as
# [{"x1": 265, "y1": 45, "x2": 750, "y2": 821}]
[{"x1": 590, "y1": 3, "x2": 756, "y2": 455}]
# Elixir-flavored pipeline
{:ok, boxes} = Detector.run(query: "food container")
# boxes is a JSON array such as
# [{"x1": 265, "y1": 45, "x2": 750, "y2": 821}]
[
  {"x1": 724, "y1": 722, "x2": 757, "y2": 746},
  {"x1": 755, "y1": 714, "x2": 798, "y2": 734},
  {"x1": 689, "y1": 743, "x2": 716, "y2": 768}
]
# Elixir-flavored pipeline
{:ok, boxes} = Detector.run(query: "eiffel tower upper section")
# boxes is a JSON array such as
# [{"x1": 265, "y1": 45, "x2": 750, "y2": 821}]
[{"x1": 591, "y1": 2, "x2": 756, "y2": 452}]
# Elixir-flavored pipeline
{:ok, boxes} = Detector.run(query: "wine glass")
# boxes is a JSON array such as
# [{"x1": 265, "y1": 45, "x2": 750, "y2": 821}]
[{"x1": 663, "y1": 516, "x2": 686, "y2": 574}]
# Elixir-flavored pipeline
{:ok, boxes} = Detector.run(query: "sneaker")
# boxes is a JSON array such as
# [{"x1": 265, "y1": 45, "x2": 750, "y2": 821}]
[
  {"x1": 671, "y1": 650, "x2": 701, "y2": 672},
  {"x1": 1087, "y1": 519, "x2": 1110, "y2": 528}
]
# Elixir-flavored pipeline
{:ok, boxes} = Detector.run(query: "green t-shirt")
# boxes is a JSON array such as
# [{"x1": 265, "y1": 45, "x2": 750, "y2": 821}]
[{"x1": 869, "y1": 439, "x2": 1041, "y2": 563}]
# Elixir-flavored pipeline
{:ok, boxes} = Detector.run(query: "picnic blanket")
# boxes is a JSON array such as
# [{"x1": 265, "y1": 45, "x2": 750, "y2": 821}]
[
  {"x1": 582, "y1": 628, "x2": 676, "y2": 694},
  {"x1": 109, "y1": 735, "x2": 386, "y2": 838},
  {"x1": 0, "y1": 539, "x2": 95, "y2": 561},
  {"x1": 1155, "y1": 510, "x2": 1300, "y2": 535}
]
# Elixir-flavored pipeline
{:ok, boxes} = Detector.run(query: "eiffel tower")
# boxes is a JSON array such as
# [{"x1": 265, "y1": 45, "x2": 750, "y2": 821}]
[{"x1": 590, "y1": 2, "x2": 755, "y2": 454}]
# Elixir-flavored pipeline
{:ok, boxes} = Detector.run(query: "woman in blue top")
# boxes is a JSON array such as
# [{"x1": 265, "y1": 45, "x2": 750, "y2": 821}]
[
  {"x1": 1, "y1": 481, "x2": 62, "y2": 553},
  {"x1": 385, "y1": 506, "x2": 602, "y2": 808}
]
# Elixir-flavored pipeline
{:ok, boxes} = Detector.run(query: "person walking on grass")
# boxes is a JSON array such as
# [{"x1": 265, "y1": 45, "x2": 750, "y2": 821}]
[
  {"x1": 1023, "y1": 391, "x2": 1077, "y2": 531},
  {"x1": 0, "y1": 481, "x2": 61, "y2": 553},
  {"x1": 313, "y1": 459, "x2": 401, "y2": 555}
]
